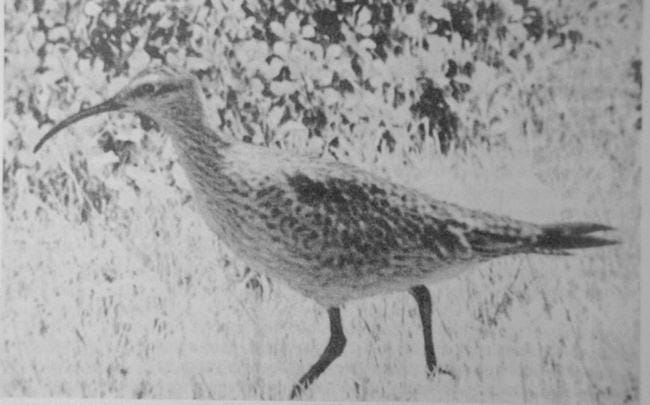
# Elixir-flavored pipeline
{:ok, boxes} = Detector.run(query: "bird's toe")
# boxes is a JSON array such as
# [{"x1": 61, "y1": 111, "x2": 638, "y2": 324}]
[
  {"x1": 289, "y1": 384, "x2": 304, "y2": 400},
  {"x1": 427, "y1": 365, "x2": 456, "y2": 381}
]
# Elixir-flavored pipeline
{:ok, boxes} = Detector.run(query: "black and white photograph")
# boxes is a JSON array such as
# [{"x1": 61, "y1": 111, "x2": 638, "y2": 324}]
[{"x1": 1, "y1": 0, "x2": 643, "y2": 402}]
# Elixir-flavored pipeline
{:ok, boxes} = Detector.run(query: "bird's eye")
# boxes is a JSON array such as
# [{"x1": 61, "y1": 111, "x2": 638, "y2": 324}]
[{"x1": 134, "y1": 83, "x2": 156, "y2": 97}]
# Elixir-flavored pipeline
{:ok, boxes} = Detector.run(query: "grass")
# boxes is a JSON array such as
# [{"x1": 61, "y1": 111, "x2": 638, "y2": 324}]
[
  {"x1": 1, "y1": 137, "x2": 638, "y2": 401},
  {"x1": 1, "y1": 1, "x2": 640, "y2": 403}
]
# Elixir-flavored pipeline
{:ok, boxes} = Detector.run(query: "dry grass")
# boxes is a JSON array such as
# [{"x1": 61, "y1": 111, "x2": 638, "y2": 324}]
[{"x1": 2, "y1": 136, "x2": 638, "y2": 402}]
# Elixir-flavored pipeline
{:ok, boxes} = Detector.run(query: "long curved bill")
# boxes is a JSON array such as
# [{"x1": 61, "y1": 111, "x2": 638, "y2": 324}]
[{"x1": 33, "y1": 97, "x2": 125, "y2": 153}]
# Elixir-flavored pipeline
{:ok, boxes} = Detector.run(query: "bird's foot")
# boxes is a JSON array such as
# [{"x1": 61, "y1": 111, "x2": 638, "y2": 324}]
[
  {"x1": 289, "y1": 383, "x2": 305, "y2": 400},
  {"x1": 427, "y1": 365, "x2": 456, "y2": 381}
]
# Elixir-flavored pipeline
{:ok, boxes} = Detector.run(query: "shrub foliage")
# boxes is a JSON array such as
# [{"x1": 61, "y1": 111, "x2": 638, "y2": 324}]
[{"x1": 3, "y1": 0, "x2": 640, "y2": 222}]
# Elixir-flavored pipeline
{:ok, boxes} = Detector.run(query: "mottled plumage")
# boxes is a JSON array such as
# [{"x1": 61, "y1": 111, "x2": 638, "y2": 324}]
[
  {"x1": 35, "y1": 67, "x2": 616, "y2": 398},
  {"x1": 180, "y1": 140, "x2": 548, "y2": 306}
]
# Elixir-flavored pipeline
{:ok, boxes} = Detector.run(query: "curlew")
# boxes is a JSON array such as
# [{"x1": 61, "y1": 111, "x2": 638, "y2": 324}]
[{"x1": 34, "y1": 66, "x2": 616, "y2": 399}]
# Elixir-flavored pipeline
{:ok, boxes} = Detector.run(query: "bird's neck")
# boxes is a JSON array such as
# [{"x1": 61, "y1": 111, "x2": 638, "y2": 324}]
[
  {"x1": 159, "y1": 114, "x2": 236, "y2": 196},
  {"x1": 159, "y1": 112, "x2": 229, "y2": 155}
]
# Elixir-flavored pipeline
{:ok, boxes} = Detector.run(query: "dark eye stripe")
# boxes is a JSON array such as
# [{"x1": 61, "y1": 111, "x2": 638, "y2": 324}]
[
  {"x1": 133, "y1": 83, "x2": 155, "y2": 98},
  {"x1": 131, "y1": 82, "x2": 181, "y2": 98},
  {"x1": 155, "y1": 83, "x2": 182, "y2": 95}
]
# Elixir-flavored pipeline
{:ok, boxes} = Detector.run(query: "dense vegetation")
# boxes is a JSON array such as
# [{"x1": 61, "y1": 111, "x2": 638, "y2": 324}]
[{"x1": 4, "y1": 0, "x2": 640, "y2": 222}]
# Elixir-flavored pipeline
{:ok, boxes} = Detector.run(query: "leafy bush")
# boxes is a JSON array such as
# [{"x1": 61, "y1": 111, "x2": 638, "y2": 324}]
[{"x1": 6, "y1": 0, "x2": 637, "y2": 222}]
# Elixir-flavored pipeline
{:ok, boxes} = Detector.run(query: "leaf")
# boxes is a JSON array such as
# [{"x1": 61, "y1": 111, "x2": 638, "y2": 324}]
[
  {"x1": 429, "y1": 4, "x2": 450, "y2": 20},
  {"x1": 146, "y1": 2, "x2": 167, "y2": 15},
  {"x1": 285, "y1": 12, "x2": 300, "y2": 34},
  {"x1": 102, "y1": 12, "x2": 117, "y2": 29},
  {"x1": 269, "y1": 21, "x2": 285, "y2": 38},
  {"x1": 129, "y1": 49, "x2": 151, "y2": 72},
  {"x1": 360, "y1": 38, "x2": 376, "y2": 50},
  {"x1": 250, "y1": 78, "x2": 265, "y2": 94},
  {"x1": 267, "y1": 106, "x2": 285, "y2": 129},
  {"x1": 77, "y1": 58, "x2": 93, "y2": 76},
  {"x1": 31, "y1": 31, "x2": 46, "y2": 49},
  {"x1": 326, "y1": 44, "x2": 343, "y2": 60},
  {"x1": 114, "y1": 124, "x2": 145, "y2": 143},
  {"x1": 301, "y1": 25, "x2": 315, "y2": 38},
  {"x1": 273, "y1": 41, "x2": 289, "y2": 58},
  {"x1": 84, "y1": 2, "x2": 102, "y2": 17},
  {"x1": 270, "y1": 80, "x2": 298, "y2": 96},
  {"x1": 166, "y1": 52, "x2": 183, "y2": 67},
  {"x1": 506, "y1": 4, "x2": 524, "y2": 20},
  {"x1": 357, "y1": 24, "x2": 372, "y2": 37},
  {"x1": 187, "y1": 56, "x2": 211, "y2": 70},
  {"x1": 508, "y1": 24, "x2": 528, "y2": 42},
  {"x1": 237, "y1": 40, "x2": 269, "y2": 67},
  {"x1": 356, "y1": 6, "x2": 371, "y2": 26},
  {"x1": 131, "y1": 25, "x2": 146, "y2": 38},
  {"x1": 157, "y1": 15, "x2": 174, "y2": 29},
  {"x1": 48, "y1": 26, "x2": 69, "y2": 42},
  {"x1": 425, "y1": 35, "x2": 449, "y2": 58},
  {"x1": 260, "y1": 58, "x2": 284, "y2": 80},
  {"x1": 314, "y1": 68, "x2": 332, "y2": 86},
  {"x1": 401, "y1": 14, "x2": 422, "y2": 37},
  {"x1": 46, "y1": 105, "x2": 67, "y2": 122}
]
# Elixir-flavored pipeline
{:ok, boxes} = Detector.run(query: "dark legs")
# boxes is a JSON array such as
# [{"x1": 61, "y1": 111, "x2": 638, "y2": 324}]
[
  {"x1": 409, "y1": 285, "x2": 453, "y2": 378},
  {"x1": 290, "y1": 307, "x2": 346, "y2": 399},
  {"x1": 289, "y1": 288, "x2": 451, "y2": 398}
]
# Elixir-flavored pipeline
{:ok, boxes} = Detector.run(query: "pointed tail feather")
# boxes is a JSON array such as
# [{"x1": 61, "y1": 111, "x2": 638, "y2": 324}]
[{"x1": 535, "y1": 222, "x2": 618, "y2": 251}]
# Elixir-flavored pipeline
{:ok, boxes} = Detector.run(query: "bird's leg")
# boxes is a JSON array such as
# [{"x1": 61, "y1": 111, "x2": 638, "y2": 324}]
[
  {"x1": 409, "y1": 285, "x2": 454, "y2": 379},
  {"x1": 290, "y1": 307, "x2": 346, "y2": 399}
]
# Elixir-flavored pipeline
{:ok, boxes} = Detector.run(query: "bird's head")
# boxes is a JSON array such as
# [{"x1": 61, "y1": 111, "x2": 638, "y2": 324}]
[{"x1": 34, "y1": 66, "x2": 206, "y2": 152}]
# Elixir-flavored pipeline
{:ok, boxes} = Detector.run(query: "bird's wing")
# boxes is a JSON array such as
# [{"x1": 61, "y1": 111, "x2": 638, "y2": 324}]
[
  {"x1": 236, "y1": 149, "x2": 539, "y2": 266},
  {"x1": 226, "y1": 144, "x2": 614, "y2": 269}
]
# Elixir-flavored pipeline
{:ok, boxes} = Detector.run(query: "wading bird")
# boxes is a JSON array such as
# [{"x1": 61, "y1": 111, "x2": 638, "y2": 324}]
[{"x1": 34, "y1": 67, "x2": 616, "y2": 399}]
